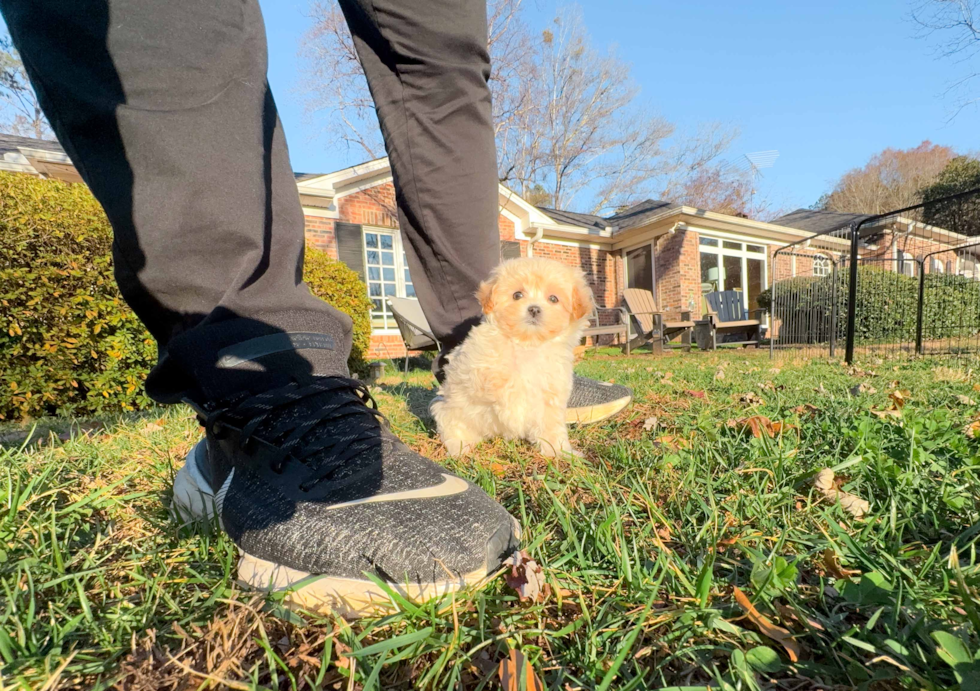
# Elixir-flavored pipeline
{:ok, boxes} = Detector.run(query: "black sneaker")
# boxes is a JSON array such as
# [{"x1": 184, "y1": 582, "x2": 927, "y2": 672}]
[
  {"x1": 434, "y1": 351, "x2": 631, "y2": 426},
  {"x1": 566, "y1": 375, "x2": 632, "y2": 425},
  {"x1": 172, "y1": 376, "x2": 520, "y2": 617}
]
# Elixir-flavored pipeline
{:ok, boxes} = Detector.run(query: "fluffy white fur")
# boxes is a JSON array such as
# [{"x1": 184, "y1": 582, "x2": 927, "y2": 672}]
[{"x1": 431, "y1": 257, "x2": 593, "y2": 457}]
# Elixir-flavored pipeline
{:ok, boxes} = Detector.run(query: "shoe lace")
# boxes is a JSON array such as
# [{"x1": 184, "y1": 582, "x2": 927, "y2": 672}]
[{"x1": 202, "y1": 376, "x2": 386, "y2": 492}]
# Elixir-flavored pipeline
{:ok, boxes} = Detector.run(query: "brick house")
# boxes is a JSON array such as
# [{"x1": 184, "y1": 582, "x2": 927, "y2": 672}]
[{"x1": 4, "y1": 132, "x2": 975, "y2": 358}]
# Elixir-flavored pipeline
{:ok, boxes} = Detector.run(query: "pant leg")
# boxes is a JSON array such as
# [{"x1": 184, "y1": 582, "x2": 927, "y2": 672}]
[
  {"x1": 0, "y1": 0, "x2": 353, "y2": 404},
  {"x1": 337, "y1": 0, "x2": 500, "y2": 350}
]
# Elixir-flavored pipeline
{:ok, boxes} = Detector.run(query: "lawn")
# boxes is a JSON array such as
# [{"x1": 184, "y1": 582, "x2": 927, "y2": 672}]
[{"x1": 2, "y1": 349, "x2": 980, "y2": 690}]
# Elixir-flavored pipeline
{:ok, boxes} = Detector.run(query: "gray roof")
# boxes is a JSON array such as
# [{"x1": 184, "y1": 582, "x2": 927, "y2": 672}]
[
  {"x1": 536, "y1": 206, "x2": 608, "y2": 230},
  {"x1": 294, "y1": 172, "x2": 322, "y2": 182},
  {"x1": 773, "y1": 208, "x2": 873, "y2": 234},
  {"x1": 0, "y1": 132, "x2": 65, "y2": 156},
  {"x1": 607, "y1": 199, "x2": 680, "y2": 231}
]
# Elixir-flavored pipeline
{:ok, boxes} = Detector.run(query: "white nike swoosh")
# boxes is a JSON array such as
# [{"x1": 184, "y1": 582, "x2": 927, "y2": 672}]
[{"x1": 324, "y1": 473, "x2": 469, "y2": 511}]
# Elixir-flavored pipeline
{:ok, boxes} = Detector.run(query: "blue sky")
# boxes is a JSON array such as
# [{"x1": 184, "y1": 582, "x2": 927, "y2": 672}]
[{"x1": 261, "y1": 0, "x2": 978, "y2": 213}]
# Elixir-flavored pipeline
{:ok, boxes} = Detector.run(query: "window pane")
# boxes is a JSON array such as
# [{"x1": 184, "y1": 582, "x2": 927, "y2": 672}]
[
  {"x1": 369, "y1": 283, "x2": 382, "y2": 297},
  {"x1": 365, "y1": 233, "x2": 378, "y2": 248},
  {"x1": 383, "y1": 283, "x2": 396, "y2": 296},
  {"x1": 626, "y1": 246, "x2": 653, "y2": 291},
  {"x1": 368, "y1": 266, "x2": 380, "y2": 281},
  {"x1": 381, "y1": 251, "x2": 394, "y2": 266},
  {"x1": 747, "y1": 244, "x2": 764, "y2": 254},
  {"x1": 380, "y1": 234, "x2": 393, "y2": 250},
  {"x1": 700, "y1": 251, "x2": 720, "y2": 292},
  {"x1": 699, "y1": 237, "x2": 719, "y2": 247},
  {"x1": 366, "y1": 250, "x2": 380, "y2": 265},
  {"x1": 383, "y1": 267, "x2": 395, "y2": 281},
  {"x1": 405, "y1": 284, "x2": 416, "y2": 297},
  {"x1": 372, "y1": 299, "x2": 383, "y2": 312},
  {"x1": 723, "y1": 241, "x2": 742, "y2": 251},
  {"x1": 747, "y1": 258, "x2": 763, "y2": 310},
  {"x1": 723, "y1": 254, "x2": 742, "y2": 292}
]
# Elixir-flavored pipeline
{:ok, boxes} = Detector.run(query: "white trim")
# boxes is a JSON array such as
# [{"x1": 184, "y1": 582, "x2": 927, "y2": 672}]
[
  {"x1": 536, "y1": 237, "x2": 608, "y2": 250},
  {"x1": 301, "y1": 206, "x2": 337, "y2": 219}
]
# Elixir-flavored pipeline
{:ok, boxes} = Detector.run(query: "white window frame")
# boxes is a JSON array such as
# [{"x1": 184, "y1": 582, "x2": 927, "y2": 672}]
[
  {"x1": 812, "y1": 253, "x2": 832, "y2": 277},
  {"x1": 362, "y1": 226, "x2": 415, "y2": 333},
  {"x1": 696, "y1": 231, "x2": 769, "y2": 315},
  {"x1": 898, "y1": 250, "x2": 916, "y2": 277},
  {"x1": 930, "y1": 257, "x2": 944, "y2": 274}
]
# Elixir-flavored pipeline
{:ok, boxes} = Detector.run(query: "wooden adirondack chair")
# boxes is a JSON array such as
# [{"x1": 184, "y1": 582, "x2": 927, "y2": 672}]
[
  {"x1": 694, "y1": 290, "x2": 766, "y2": 351},
  {"x1": 580, "y1": 307, "x2": 629, "y2": 354},
  {"x1": 621, "y1": 288, "x2": 694, "y2": 355}
]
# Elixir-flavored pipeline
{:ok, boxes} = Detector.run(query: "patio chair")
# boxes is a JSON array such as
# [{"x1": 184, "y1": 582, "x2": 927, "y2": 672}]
[
  {"x1": 621, "y1": 288, "x2": 694, "y2": 355},
  {"x1": 386, "y1": 297, "x2": 441, "y2": 372},
  {"x1": 694, "y1": 290, "x2": 765, "y2": 351},
  {"x1": 580, "y1": 306, "x2": 629, "y2": 354}
]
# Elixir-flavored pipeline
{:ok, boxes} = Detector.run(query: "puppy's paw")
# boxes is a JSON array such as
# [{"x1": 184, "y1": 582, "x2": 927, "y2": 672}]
[
  {"x1": 537, "y1": 438, "x2": 575, "y2": 458},
  {"x1": 441, "y1": 437, "x2": 476, "y2": 457}
]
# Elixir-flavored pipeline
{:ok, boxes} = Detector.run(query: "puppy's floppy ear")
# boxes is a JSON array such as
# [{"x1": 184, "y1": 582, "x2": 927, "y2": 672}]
[
  {"x1": 571, "y1": 274, "x2": 594, "y2": 321},
  {"x1": 477, "y1": 276, "x2": 497, "y2": 315}
]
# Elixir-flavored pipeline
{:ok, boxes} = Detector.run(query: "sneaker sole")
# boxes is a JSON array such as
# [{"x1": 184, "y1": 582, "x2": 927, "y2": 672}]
[
  {"x1": 566, "y1": 394, "x2": 632, "y2": 426},
  {"x1": 172, "y1": 442, "x2": 489, "y2": 618}
]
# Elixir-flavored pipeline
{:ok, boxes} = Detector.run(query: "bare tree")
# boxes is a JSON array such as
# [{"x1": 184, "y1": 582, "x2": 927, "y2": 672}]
[
  {"x1": 301, "y1": 3, "x2": 746, "y2": 216},
  {"x1": 819, "y1": 141, "x2": 956, "y2": 214},
  {"x1": 0, "y1": 37, "x2": 52, "y2": 139},
  {"x1": 913, "y1": 0, "x2": 980, "y2": 117}
]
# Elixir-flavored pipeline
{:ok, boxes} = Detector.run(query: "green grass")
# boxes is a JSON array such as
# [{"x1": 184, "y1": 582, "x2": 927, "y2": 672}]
[{"x1": 2, "y1": 349, "x2": 980, "y2": 690}]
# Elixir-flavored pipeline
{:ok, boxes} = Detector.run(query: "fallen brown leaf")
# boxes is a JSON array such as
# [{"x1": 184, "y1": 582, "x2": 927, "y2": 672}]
[
  {"x1": 775, "y1": 601, "x2": 826, "y2": 632},
  {"x1": 642, "y1": 416, "x2": 658, "y2": 432},
  {"x1": 850, "y1": 383, "x2": 877, "y2": 396},
  {"x1": 964, "y1": 416, "x2": 980, "y2": 439},
  {"x1": 503, "y1": 551, "x2": 550, "y2": 604},
  {"x1": 727, "y1": 415, "x2": 795, "y2": 438},
  {"x1": 791, "y1": 404, "x2": 819, "y2": 417},
  {"x1": 955, "y1": 394, "x2": 976, "y2": 405},
  {"x1": 889, "y1": 390, "x2": 911, "y2": 409},
  {"x1": 821, "y1": 549, "x2": 860, "y2": 580},
  {"x1": 812, "y1": 468, "x2": 870, "y2": 518},
  {"x1": 498, "y1": 649, "x2": 545, "y2": 691},
  {"x1": 685, "y1": 389, "x2": 706, "y2": 400},
  {"x1": 735, "y1": 391, "x2": 765, "y2": 406},
  {"x1": 715, "y1": 368, "x2": 725, "y2": 381},
  {"x1": 733, "y1": 587, "x2": 801, "y2": 662}
]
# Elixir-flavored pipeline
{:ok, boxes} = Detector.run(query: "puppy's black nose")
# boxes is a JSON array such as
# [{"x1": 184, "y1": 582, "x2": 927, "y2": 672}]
[{"x1": 527, "y1": 305, "x2": 542, "y2": 319}]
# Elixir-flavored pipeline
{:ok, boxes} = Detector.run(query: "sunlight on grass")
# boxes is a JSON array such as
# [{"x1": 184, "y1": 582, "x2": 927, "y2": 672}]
[{"x1": 2, "y1": 351, "x2": 979, "y2": 689}]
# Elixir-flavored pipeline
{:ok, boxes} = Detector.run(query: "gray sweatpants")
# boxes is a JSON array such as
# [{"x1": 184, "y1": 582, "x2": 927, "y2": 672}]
[{"x1": 0, "y1": 0, "x2": 498, "y2": 403}]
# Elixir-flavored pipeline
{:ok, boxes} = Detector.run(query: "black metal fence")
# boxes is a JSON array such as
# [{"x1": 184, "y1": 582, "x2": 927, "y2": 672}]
[{"x1": 769, "y1": 187, "x2": 980, "y2": 362}]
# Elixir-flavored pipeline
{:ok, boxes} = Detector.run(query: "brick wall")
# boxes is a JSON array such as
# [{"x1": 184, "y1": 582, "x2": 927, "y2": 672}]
[
  {"x1": 654, "y1": 229, "x2": 700, "y2": 313},
  {"x1": 530, "y1": 241, "x2": 619, "y2": 310}
]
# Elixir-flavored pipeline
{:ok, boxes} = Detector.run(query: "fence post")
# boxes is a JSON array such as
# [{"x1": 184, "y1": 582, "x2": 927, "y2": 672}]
[
  {"x1": 829, "y1": 261, "x2": 838, "y2": 358},
  {"x1": 844, "y1": 223, "x2": 860, "y2": 364},
  {"x1": 915, "y1": 263, "x2": 926, "y2": 355}
]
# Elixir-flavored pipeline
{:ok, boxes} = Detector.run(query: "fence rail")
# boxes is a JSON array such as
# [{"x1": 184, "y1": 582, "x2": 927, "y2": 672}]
[{"x1": 769, "y1": 187, "x2": 980, "y2": 362}]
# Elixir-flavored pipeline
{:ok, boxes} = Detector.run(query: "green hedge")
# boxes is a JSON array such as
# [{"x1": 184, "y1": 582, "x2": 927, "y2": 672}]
[
  {"x1": 0, "y1": 172, "x2": 373, "y2": 420},
  {"x1": 761, "y1": 265, "x2": 980, "y2": 345}
]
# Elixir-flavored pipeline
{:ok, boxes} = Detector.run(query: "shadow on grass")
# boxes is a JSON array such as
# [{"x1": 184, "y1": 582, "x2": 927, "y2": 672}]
[{"x1": 376, "y1": 382, "x2": 438, "y2": 430}]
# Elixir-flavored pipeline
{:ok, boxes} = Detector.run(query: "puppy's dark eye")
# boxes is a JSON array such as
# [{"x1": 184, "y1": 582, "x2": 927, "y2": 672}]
[
  {"x1": 512, "y1": 291, "x2": 523, "y2": 300},
  {"x1": 548, "y1": 295, "x2": 559, "y2": 304}
]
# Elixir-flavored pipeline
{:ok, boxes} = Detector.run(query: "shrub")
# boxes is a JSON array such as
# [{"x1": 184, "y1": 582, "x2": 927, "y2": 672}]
[
  {"x1": 0, "y1": 172, "x2": 375, "y2": 419},
  {"x1": 765, "y1": 265, "x2": 980, "y2": 346},
  {"x1": 0, "y1": 171, "x2": 156, "y2": 419},
  {"x1": 302, "y1": 244, "x2": 374, "y2": 376}
]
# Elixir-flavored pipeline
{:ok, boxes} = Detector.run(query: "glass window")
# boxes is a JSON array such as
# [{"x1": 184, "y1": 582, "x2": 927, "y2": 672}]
[
  {"x1": 363, "y1": 229, "x2": 414, "y2": 328},
  {"x1": 813, "y1": 255, "x2": 831, "y2": 277},
  {"x1": 747, "y1": 258, "x2": 764, "y2": 310},
  {"x1": 746, "y1": 244, "x2": 765, "y2": 254},
  {"x1": 723, "y1": 255, "x2": 742, "y2": 292},
  {"x1": 699, "y1": 237, "x2": 719, "y2": 247},
  {"x1": 723, "y1": 241, "x2": 742, "y2": 251},
  {"x1": 700, "y1": 252, "x2": 720, "y2": 292}
]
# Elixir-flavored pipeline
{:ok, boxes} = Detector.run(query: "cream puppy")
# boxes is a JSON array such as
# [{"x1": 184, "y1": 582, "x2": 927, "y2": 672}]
[{"x1": 431, "y1": 257, "x2": 592, "y2": 457}]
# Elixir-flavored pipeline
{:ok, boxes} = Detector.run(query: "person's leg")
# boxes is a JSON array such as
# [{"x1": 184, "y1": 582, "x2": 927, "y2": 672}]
[
  {"x1": 1, "y1": 0, "x2": 519, "y2": 615},
  {"x1": 337, "y1": 0, "x2": 500, "y2": 351},
  {"x1": 0, "y1": 0, "x2": 351, "y2": 404}
]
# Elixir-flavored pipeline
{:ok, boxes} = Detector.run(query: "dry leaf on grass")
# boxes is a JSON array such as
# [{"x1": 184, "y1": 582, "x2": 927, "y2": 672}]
[
  {"x1": 791, "y1": 404, "x2": 819, "y2": 417},
  {"x1": 955, "y1": 394, "x2": 976, "y2": 405},
  {"x1": 759, "y1": 381, "x2": 785, "y2": 392},
  {"x1": 812, "y1": 468, "x2": 870, "y2": 518},
  {"x1": 654, "y1": 434, "x2": 687, "y2": 450},
  {"x1": 821, "y1": 549, "x2": 860, "y2": 580},
  {"x1": 642, "y1": 416, "x2": 658, "y2": 432},
  {"x1": 775, "y1": 601, "x2": 825, "y2": 632},
  {"x1": 733, "y1": 587, "x2": 801, "y2": 662},
  {"x1": 889, "y1": 390, "x2": 911, "y2": 408},
  {"x1": 715, "y1": 368, "x2": 725, "y2": 381},
  {"x1": 727, "y1": 416, "x2": 796, "y2": 438},
  {"x1": 503, "y1": 550, "x2": 550, "y2": 603},
  {"x1": 685, "y1": 389, "x2": 707, "y2": 400},
  {"x1": 498, "y1": 649, "x2": 545, "y2": 691},
  {"x1": 815, "y1": 383, "x2": 827, "y2": 394},
  {"x1": 964, "y1": 416, "x2": 980, "y2": 439},
  {"x1": 735, "y1": 391, "x2": 765, "y2": 406},
  {"x1": 850, "y1": 383, "x2": 877, "y2": 396}
]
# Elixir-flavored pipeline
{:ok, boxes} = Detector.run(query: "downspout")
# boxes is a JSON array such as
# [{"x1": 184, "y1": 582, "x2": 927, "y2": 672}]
[{"x1": 525, "y1": 225, "x2": 544, "y2": 257}]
